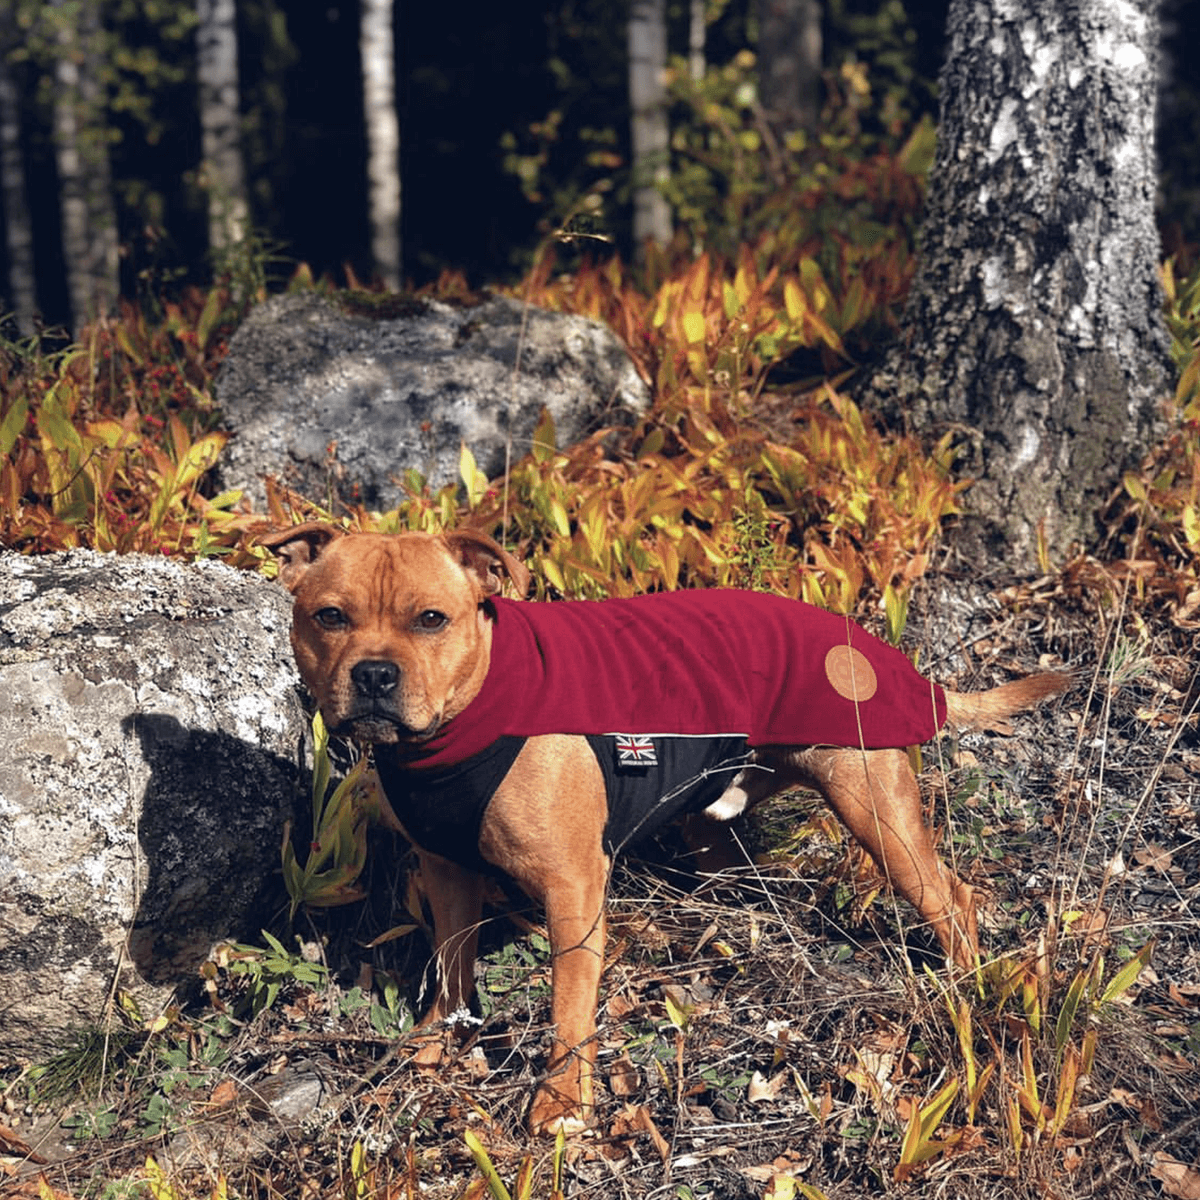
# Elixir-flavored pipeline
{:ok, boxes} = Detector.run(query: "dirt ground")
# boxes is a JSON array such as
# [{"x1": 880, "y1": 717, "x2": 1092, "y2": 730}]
[{"x1": 5, "y1": 559, "x2": 1199, "y2": 1200}]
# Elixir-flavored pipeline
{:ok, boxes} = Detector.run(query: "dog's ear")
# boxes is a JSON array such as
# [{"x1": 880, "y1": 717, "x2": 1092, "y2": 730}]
[
  {"x1": 258, "y1": 521, "x2": 342, "y2": 592},
  {"x1": 444, "y1": 528, "x2": 531, "y2": 599}
]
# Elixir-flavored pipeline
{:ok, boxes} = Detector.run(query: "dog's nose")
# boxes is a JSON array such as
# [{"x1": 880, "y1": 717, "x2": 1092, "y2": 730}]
[{"x1": 350, "y1": 659, "x2": 400, "y2": 698}]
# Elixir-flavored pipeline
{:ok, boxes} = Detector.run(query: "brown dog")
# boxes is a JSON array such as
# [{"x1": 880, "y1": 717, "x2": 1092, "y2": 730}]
[{"x1": 262, "y1": 522, "x2": 1067, "y2": 1134}]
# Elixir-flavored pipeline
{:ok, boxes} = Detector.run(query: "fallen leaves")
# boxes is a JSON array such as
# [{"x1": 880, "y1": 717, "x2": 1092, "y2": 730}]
[
  {"x1": 1151, "y1": 1153, "x2": 1200, "y2": 1200},
  {"x1": 747, "y1": 1069, "x2": 789, "y2": 1105},
  {"x1": 608, "y1": 1103, "x2": 670, "y2": 1163},
  {"x1": 0, "y1": 1123, "x2": 46, "y2": 1169}
]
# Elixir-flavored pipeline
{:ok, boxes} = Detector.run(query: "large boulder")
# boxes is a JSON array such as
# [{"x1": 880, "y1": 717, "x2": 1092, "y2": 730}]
[
  {"x1": 214, "y1": 290, "x2": 650, "y2": 509},
  {"x1": 0, "y1": 551, "x2": 306, "y2": 1058}
]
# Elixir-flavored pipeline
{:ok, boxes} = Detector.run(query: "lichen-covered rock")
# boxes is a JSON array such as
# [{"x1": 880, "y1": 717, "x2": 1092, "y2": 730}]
[
  {"x1": 214, "y1": 290, "x2": 649, "y2": 509},
  {"x1": 0, "y1": 551, "x2": 307, "y2": 1057}
]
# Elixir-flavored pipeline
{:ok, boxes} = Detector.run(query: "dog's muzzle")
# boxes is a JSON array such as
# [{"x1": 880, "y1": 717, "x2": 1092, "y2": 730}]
[{"x1": 340, "y1": 659, "x2": 440, "y2": 743}]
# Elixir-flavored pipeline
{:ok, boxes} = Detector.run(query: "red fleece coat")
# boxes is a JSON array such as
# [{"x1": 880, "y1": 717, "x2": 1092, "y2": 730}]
[{"x1": 403, "y1": 590, "x2": 946, "y2": 770}]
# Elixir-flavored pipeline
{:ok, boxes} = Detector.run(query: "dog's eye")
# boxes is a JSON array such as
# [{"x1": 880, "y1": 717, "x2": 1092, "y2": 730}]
[
  {"x1": 414, "y1": 609, "x2": 448, "y2": 632},
  {"x1": 313, "y1": 607, "x2": 348, "y2": 630}
]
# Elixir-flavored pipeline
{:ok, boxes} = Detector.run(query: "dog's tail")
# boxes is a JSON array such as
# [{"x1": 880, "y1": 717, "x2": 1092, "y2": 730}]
[{"x1": 944, "y1": 671, "x2": 1071, "y2": 735}]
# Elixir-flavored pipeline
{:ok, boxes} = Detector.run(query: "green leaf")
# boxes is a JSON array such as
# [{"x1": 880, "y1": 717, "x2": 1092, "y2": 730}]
[
  {"x1": 0, "y1": 395, "x2": 29, "y2": 457},
  {"x1": 531, "y1": 408, "x2": 557, "y2": 463},
  {"x1": 464, "y1": 1129, "x2": 513, "y2": 1200},
  {"x1": 1054, "y1": 965, "x2": 1091, "y2": 1054},
  {"x1": 1098, "y1": 941, "x2": 1154, "y2": 1006},
  {"x1": 722, "y1": 281, "x2": 741, "y2": 319}
]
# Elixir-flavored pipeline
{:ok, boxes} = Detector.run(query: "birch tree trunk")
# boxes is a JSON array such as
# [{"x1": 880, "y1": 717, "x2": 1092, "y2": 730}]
[
  {"x1": 196, "y1": 0, "x2": 248, "y2": 255},
  {"x1": 757, "y1": 0, "x2": 822, "y2": 134},
  {"x1": 864, "y1": 0, "x2": 1170, "y2": 564},
  {"x1": 628, "y1": 0, "x2": 672, "y2": 249},
  {"x1": 689, "y1": 0, "x2": 705, "y2": 82},
  {"x1": 52, "y1": 0, "x2": 118, "y2": 332},
  {"x1": 360, "y1": 0, "x2": 401, "y2": 289},
  {"x1": 0, "y1": 9, "x2": 36, "y2": 334}
]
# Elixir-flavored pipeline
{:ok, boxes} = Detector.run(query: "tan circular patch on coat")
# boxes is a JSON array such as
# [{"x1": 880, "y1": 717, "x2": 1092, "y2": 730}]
[{"x1": 824, "y1": 644, "x2": 878, "y2": 702}]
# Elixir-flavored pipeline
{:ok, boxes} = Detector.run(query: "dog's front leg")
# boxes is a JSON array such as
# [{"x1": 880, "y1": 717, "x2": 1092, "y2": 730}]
[
  {"x1": 528, "y1": 863, "x2": 609, "y2": 1135},
  {"x1": 410, "y1": 849, "x2": 485, "y2": 1066},
  {"x1": 479, "y1": 735, "x2": 609, "y2": 1135}
]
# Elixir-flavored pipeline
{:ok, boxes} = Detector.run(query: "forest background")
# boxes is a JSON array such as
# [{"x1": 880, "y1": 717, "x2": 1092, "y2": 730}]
[{"x1": 1, "y1": 0, "x2": 1197, "y2": 333}]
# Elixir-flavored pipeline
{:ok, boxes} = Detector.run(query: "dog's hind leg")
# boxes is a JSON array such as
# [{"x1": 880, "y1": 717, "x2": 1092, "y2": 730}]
[{"x1": 763, "y1": 746, "x2": 978, "y2": 970}]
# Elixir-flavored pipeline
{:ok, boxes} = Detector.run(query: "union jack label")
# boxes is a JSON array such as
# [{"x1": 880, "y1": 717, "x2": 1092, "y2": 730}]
[{"x1": 614, "y1": 734, "x2": 658, "y2": 768}]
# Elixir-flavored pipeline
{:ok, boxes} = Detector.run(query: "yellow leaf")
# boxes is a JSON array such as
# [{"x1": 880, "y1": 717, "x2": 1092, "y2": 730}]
[
  {"x1": 541, "y1": 556, "x2": 565, "y2": 593},
  {"x1": 897, "y1": 1078, "x2": 959, "y2": 1176},
  {"x1": 144, "y1": 1155, "x2": 179, "y2": 1200},
  {"x1": 682, "y1": 309, "x2": 707, "y2": 344},
  {"x1": 652, "y1": 283, "x2": 676, "y2": 328},
  {"x1": 175, "y1": 431, "x2": 227, "y2": 488},
  {"x1": 764, "y1": 1176, "x2": 797, "y2": 1200},
  {"x1": 548, "y1": 495, "x2": 571, "y2": 537},
  {"x1": 1182, "y1": 504, "x2": 1200, "y2": 548},
  {"x1": 663, "y1": 988, "x2": 690, "y2": 1031},
  {"x1": 783, "y1": 278, "x2": 805, "y2": 322},
  {"x1": 459, "y1": 442, "x2": 486, "y2": 507}
]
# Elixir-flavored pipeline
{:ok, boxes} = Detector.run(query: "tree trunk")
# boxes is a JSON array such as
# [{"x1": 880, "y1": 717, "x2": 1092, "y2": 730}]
[
  {"x1": 52, "y1": 0, "x2": 118, "y2": 332},
  {"x1": 0, "y1": 9, "x2": 36, "y2": 334},
  {"x1": 360, "y1": 0, "x2": 401, "y2": 289},
  {"x1": 689, "y1": 0, "x2": 705, "y2": 82},
  {"x1": 756, "y1": 0, "x2": 822, "y2": 134},
  {"x1": 863, "y1": 0, "x2": 1170, "y2": 564},
  {"x1": 196, "y1": 0, "x2": 248, "y2": 256},
  {"x1": 628, "y1": 0, "x2": 672, "y2": 249}
]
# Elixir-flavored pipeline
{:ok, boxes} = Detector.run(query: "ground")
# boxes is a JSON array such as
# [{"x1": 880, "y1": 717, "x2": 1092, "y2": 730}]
[{"x1": 4, "y1": 560, "x2": 1199, "y2": 1200}]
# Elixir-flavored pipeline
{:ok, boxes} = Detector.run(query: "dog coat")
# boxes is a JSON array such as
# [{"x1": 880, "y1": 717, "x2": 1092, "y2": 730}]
[{"x1": 375, "y1": 590, "x2": 946, "y2": 868}]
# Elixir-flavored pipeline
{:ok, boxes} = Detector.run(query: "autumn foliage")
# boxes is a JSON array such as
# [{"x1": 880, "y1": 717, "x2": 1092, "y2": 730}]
[{"x1": 2, "y1": 133, "x2": 967, "y2": 633}]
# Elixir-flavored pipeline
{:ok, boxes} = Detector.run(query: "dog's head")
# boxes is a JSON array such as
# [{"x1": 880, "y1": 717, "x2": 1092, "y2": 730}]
[{"x1": 260, "y1": 523, "x2": 530, "y2": 744}]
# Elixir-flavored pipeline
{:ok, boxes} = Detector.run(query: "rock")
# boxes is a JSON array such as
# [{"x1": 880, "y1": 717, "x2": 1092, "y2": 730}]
[
  {"x1": 214, "y1": 290, "x2": 649, "y2": 509},
  {"x1": 0, "y1": 551, "x2": 307, "y2": 1058},
  {"x1": 158, "y1": 1058, "x2": 336, "y2": 1173}
]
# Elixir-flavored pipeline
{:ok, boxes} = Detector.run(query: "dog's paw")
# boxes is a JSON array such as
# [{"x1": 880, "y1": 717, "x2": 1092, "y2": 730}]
[
  {"x1": 528, "y1": 1083, "x2": 590, "y2": 1137},
  {"x1": 407, "y1": 1028, "x2": 452, "y2": 1068},
  {"x1": 528, "y1": 1104, "x2": 589, "y2": 1137}
]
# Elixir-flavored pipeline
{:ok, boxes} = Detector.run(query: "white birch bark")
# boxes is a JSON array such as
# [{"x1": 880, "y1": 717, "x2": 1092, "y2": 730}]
[
  {"x1": 0, "y1": 14, "x2": 36, "y2": 334},
  {"x1": 689, "y1": 0, "x2": 705, "y2": 82},
  {"x1": 628, "y1": 0, "x2": 672, "y2": 249},
  {"x1": 196, "y1": 0, "x2": 248, "y2": 254},
  {"x1": 864, "y1": 0, "x2": 1169, "y2": 562},
  {"x1": 360, "y1": 0, "x2": 401, "y2": 289},
  {"x1": 52, "y1": 0, "x2": 118, "y2": 332}
]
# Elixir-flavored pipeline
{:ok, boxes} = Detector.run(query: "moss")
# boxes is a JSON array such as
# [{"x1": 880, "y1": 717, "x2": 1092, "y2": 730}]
[{"x1": 335, "y1": 290, "x2": 431, "y2": 320}]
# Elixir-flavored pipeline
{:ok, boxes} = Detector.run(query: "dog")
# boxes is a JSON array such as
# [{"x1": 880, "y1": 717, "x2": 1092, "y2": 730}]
[{"x1": 262, "y1": 521, "x2": 1068, "y2": 1134}]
